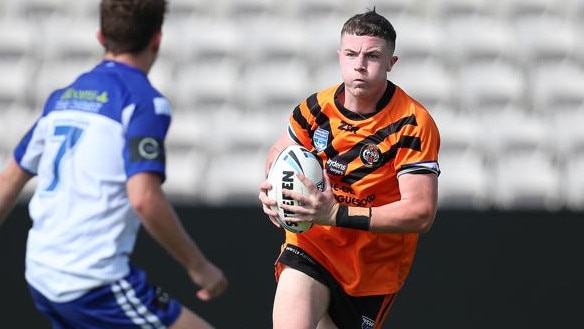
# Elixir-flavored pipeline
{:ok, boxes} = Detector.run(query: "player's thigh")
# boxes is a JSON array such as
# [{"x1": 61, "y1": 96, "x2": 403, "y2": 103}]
[
  {"x1": 273, "y1": 266, "x2": 331, "y2": 329},
  {"x1": 168, "y1": 306, "x2": 214, "y2": 329}
]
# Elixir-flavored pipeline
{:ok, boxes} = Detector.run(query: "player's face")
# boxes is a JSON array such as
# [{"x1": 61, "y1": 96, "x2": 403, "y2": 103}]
[{"x1": 338, "y1": 34, "x2": 396, "y2": 100}]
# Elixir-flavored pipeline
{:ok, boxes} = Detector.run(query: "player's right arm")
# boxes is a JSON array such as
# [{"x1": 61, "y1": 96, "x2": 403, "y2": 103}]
[
  {"x1": 127, "y1": 172, "x2": 228, "y2": 301},
  {"x1": 0, "y1": 159, "x2": 33, "y2": 227},
  {"x1": 258, "y1": 132, "x2": 298, "y2": 227}
]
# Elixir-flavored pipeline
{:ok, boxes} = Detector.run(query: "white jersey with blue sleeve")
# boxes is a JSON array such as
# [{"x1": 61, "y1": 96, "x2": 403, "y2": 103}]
[{"x1": 13, "y1": 60, "x2": 172, "y2": 302}]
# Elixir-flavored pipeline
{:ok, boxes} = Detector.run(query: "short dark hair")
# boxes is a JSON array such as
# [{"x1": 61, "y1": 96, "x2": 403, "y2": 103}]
[
  {"x1": 341, "y1": 8, "x2": 397, "y2": 51},
  {"x1": 100, "y1": 0, "x2": 167, "y2": 54}
]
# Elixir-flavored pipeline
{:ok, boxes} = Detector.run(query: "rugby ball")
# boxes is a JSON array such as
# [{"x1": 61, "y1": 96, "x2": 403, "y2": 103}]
[{"x1": 267, "y1": 145, "x2": 324, "y2": 233}]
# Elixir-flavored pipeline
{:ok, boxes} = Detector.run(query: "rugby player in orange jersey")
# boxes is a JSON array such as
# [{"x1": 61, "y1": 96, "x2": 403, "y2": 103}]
[{"x1": 259, "y1": 8, "x2": 441, "y2": 329}]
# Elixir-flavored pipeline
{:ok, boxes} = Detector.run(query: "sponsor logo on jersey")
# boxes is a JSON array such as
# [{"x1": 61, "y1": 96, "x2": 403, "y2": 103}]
[
  {"x1": 56, "y1": 88, "x2": 109, "y2": 113},
  {"x1": 60, "y1": 88, "x2": 109, "y2": 103},
  {"x1": 326, "y1": 157, "x2": 348, "y2": 176},
  {"x1": 338, "y1": 120, "x2": 359, "y2": 133},
  {"x1": 360, "y1": 144, "x2": 381, "y2": 167},
  {"x1": 313, "y1": 128, "x2": 329, "y2": 152},
  {"x1": 335, "y1": 193, "x2": 376, "y2": 207}
]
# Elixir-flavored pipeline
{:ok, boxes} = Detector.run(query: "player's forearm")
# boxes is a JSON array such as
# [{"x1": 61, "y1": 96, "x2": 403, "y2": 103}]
[
  {"x1": 137, "y1": 198, "x2": 209, "y2": 272},
  {"x1": 369, "y1": 200, "x2": 437, "y2": 233},
  {"x1": 0, "y1": 159, "x2": 31, "y2": 227},
  {"x1": 333, "y1": 201, "x2": 435, "y2": 233}
]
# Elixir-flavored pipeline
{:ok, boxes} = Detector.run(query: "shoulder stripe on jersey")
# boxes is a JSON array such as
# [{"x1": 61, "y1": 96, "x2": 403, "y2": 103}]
[
  {"x1": 380, "y1": 114, "x2": 418, "y2": 136},
  {"x1": 306, "y1": 93, "x2": 320, "y2": 117}
]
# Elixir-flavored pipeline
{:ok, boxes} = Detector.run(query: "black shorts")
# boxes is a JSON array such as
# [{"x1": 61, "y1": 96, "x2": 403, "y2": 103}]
[{"x1": 276, "y1": 244, "x2": 396, "y2": 329}]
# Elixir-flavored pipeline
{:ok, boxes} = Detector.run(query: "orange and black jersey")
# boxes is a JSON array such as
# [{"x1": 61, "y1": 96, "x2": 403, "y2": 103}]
[{"x1": 281, "y1": 81, "x2": 441, "y2": 296}]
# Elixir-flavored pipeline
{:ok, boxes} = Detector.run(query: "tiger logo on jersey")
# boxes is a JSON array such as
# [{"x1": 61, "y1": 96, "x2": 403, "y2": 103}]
[{"x1": 359, "y1": 144, "x2": 381, "y2": 167}]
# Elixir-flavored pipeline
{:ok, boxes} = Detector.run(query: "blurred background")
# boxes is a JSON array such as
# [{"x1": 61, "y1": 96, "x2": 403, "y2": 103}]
[
  {"x1": 1, "y1": 0, "x2": 583, "y2": 211},
  {"x1": 1, "y1": 1, "x2": 584, "y2": 328}
]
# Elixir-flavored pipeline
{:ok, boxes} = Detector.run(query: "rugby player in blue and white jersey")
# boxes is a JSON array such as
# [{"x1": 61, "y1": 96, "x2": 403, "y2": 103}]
[{"x1": 0, "y1": 0, "x2": 227, "y2": 328}]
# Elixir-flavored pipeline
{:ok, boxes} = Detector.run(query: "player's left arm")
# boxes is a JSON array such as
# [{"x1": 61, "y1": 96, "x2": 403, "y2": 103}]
[
  {"x1": 0, "y1": 159, "x2": 33, "y2": 227},
  {"x1": 368, "y1": 172, "x2": 438, "y2": 233},
  {"x1": 291, "y1": 169, "x2": 438, "y2": 233}
]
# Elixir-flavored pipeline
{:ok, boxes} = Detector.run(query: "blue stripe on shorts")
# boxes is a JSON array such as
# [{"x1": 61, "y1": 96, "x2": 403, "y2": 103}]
[{"x1": 29, "y1": 265, "x2": 182, "y2": 329}]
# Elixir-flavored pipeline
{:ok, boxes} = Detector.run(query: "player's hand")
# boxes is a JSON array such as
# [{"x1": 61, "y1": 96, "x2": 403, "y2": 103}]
[
  {"x1": 188, "y1": 261, "x2": 228, "y2": 301},
  {"x1": 258, "y1": 179, "x2": 281, "y2": 228},
  {"x1": 279, "y1": 169, "x2": 338, "y2": 226}
]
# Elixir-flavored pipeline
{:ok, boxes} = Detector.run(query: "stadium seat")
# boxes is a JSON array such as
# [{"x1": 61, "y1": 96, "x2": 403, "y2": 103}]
[
  {"x1": 390, "y1": 58, "x2": 454, "y2": 111},
  {"x1": 362, "y1": 0, "x2": 423, "y2": 19},
  {"x1": 311, "y1": 61, "x2": 342, "y2": 91},
  {"x1": 239, "y1": 17, "x2": 306, "y2": 66},
  {"x1": 479, "y1": 108, "x2": 550, "y2": 158},
  {"x1": 0, "y1": 18, "x2": 36, "y2": 65},
  {"x1": 431, "y1": 109, "x2": 481, "y2": 153},
  {"x1": 514, "y1": 16, "x2": 580, "y2": 67},
  {"x1": 280, "y1": 0, "x2": 347, "y2": 22},
  {"x1": 147, "y1": 58, "x2": 176, "y2": 103},
  {"x1": 241, "y1": 60, "x2": 311, "y2": 112},
  {"x1": 565, "y1": 0, "x2": 584, "y2": 20},
  {"x1": 163, "y1": 148, "x2": 207, "y2": 202},
  {"x1": 164, "y1": 110, "x2": 208, "y2": 152},
  {"x1": 444, "y1": 16, "x2": 518, "y2": 66},
  {"x1": 165, "y1": 0, "x2": 209, "y2": 21},
  {"x1": 0, "y1": 61, "x2": 36, "y2": 108},
  {"x1": 495, "y1": 0, "x2": 562, "y2": 20},
  {"x1": 175, "y1": 105, "x2": 270, "y2": 153},
  {"x1": 550, "y1": 108, "x2": 584, "y2": 161},
  {"x1": 39, "y1": 18, "x2": 101, "y2": 62},
  {"x1": 0, "y1": 103, "x2": 37, "y2": 148},
  {"x1": 563, "y1": 152, "x2": 584, "y2": 211},
  {"x1": 173, "y1": 59, "x2": 241, "y2": 111},
  {"x1": 529, "y1": 61, "x2": 584, "y2": 115},
  {"x1": 438, "y1": 149, "x2": 491, "y2": 209},
  {"x1": 178, "y1": 19, "x2": 242, "y2": 67},
  {"x1": 3, "y1": 0, "x2": 63, "y2": 22},
  {"x1": 491, "y1": 149, "x2": 562, "y2": 210},
  {"x1": 216, "y1": 0, "x2": 275, "y2": 21},
  {"x1": 423, "y1": 0, "x2": 493, "y2": 21},
  {"x1": 457, "y1": 61, "x2": 527, "y2": 114},
  {"x1": 302, "y1": 16, "x2": 346, "y2": 67},
  {"x1": 392, "y1": 17, "x2": 445, "y2": 64},
  {"x1": 202, "y1": 149, "x2": 266, "y2": 205}
]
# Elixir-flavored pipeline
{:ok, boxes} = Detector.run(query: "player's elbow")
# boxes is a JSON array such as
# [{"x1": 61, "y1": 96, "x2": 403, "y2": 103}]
[{"x1": 411, "y1": 206, "x2": 437, "y2": 233}]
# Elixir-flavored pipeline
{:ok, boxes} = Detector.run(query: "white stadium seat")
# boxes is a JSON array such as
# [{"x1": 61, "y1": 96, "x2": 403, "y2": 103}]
[
  {"x1": 492, "y1": 149, "x2": 562, "y2": 210},
  {"x1": 444, "y1": 16, "x2": 518, "y2": 66},
  {"x1": 563, "y1": 152, "x2": 584, "y2": 211},
  {"x1": 515, "y1": 16, "x2": 580, "y2": 66},
  {"x1": 392, "y1": 17, "x2": 445, "y2": 63},
  {"x1": 390, "y1": 58, "x2": 454, "y2": 110},
  {"x1": 529, "y1": 61, "x2": 584, "y2": 115},
  {"x1": 438, "y1": 149, "x2": 492, "y2": 209},
  {"x1": 457, "y1": 61, "x2": 527, "y2": 113},
  {"x1": 173, "y1": 60, "x2": 241, "y2": 111}
]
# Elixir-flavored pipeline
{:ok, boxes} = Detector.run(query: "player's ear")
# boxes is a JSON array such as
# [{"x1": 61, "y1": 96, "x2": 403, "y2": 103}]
[
  {"x1": 96, "y1": 30, "x2": 106, "y2": 47},
  {"x1": 152, "y1": 31, "x2": 162, "y2": 52},
  {"x1": 387, "y1": 56, "x2": 398, "y2": 72}
]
